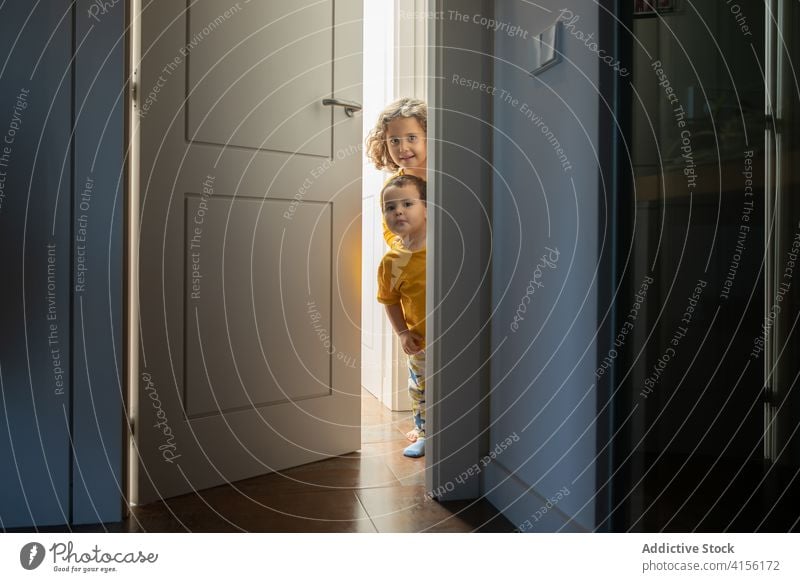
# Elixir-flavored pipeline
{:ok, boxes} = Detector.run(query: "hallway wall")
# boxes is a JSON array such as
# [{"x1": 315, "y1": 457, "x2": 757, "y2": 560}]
[
  {"x1": 0, "y1": 1, "x2": 125, "y2": 528},
  {"x1": 484, "y1": 0, "x2": 611, "y2": 531}
]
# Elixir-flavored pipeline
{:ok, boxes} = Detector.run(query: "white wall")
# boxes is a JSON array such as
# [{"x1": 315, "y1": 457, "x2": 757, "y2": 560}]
[{"x1": 484, "y1": 0, "x2": 604, "y2": 531}]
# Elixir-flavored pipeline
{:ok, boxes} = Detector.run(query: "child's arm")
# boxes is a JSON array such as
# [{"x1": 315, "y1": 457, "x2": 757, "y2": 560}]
[
  {"x1": 384, "y1": 303, "x2": 423, "y2": 355},
  {"x1": 378, "y1": 253, "x2": 422, "y2": 354}
]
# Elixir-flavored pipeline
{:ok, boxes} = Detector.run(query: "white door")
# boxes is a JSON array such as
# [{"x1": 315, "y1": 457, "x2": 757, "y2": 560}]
[{"x1": 135, "y1": 0, "x2": 362, "y2": 504}]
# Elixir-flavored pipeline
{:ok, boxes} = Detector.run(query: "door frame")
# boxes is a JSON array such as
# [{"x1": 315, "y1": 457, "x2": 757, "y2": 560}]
[{"x1": 125, "y1": 0, "x2": 140, "y2": 508}]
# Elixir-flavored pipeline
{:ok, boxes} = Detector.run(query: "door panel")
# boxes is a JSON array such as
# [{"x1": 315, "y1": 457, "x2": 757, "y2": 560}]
[
  {"x1": 183, "y1": 196, "x2": 333, "y2": 416},
  {"x1": 186, "y1": 0, "x2": 333, "y2": 155},
  {"x1": 136, "y1": 0, "x2": 362, "y2": 504}
]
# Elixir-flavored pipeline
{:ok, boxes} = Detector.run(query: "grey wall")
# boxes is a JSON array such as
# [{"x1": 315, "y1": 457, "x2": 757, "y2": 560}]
[
  {"x1": 0, "y1": 1, "x2": 73, "y2": 530},
  {"x1": 426, "y1": 0, "x2": 494, "y2": 501},
  {"x1": 484, "y1": 0, "x2": 608, "y2": 531},
  {"x1": 0, "y1": 1, "x2": 125, "y2": 529}
]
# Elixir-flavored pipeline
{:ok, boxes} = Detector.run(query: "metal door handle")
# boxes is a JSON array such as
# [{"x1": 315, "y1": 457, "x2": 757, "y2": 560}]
[{"x1": 322, "y1": 98, "x2": 362, "y2": 117}]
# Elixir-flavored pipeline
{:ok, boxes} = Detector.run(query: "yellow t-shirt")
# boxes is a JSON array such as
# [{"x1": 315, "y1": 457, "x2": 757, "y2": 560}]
[{"x1": 377, "y1": 246, "x2": 426, "y2": 342}]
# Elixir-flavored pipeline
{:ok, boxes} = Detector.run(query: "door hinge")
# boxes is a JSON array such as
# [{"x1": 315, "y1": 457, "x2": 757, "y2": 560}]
[
  {"x1": 765, "y1": 113, "x2": 783, "y2": 133},
  {"x1": 131, "y1": 68, "x2": 138, "y2": 106}
]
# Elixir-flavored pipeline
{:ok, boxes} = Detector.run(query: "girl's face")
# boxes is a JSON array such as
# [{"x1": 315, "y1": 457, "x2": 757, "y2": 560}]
[{"x1": 385, "y1": 116, "x2": 427, "y2": 177}]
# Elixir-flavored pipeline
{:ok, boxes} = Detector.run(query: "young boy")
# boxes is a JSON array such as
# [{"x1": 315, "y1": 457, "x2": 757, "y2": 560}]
[{"x1": 376, "y1": 174, "x2": 427, "y2": 458}]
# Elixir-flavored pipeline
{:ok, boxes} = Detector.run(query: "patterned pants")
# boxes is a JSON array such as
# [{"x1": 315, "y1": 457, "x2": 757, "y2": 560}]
[{"x1": 407, "y1": 351, "x2": 426, "y2": 437}]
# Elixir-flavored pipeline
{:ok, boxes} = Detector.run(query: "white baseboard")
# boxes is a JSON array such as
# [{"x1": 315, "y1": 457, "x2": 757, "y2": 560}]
[{"x1": 484, "y1": 459, "x2": 589, "y2": 532}]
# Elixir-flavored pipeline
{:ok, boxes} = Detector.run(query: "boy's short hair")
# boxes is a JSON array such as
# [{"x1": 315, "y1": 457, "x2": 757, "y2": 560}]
[{"x1": 380, "y1": 174, "x2": 427, "y2": 205}]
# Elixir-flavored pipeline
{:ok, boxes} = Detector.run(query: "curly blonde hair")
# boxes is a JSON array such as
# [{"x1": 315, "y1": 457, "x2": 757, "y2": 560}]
[{"x1": 366, "y1": 97, "x2": 427, "y2": 172}]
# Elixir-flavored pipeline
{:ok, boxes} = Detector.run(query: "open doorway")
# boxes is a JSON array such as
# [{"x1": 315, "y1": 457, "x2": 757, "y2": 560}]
[
  {"x1": 360, "y1": 1, "x2": 427, "y2": 417},
  {"x1": 124, "y1": 0, "x2": 504, "y2": 531},
  {"x1": 359, "y1": 0, "x2": 430, "y2": 487}
]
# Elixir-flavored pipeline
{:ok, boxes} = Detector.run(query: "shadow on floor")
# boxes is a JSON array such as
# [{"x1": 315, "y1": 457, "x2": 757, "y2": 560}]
[{"x1": 10, "y1": 390, "x2": 514, "y2": 533}]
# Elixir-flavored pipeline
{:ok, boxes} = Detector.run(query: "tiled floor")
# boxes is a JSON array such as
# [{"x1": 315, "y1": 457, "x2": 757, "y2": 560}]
[{"x1": 121, "y1": 390, "x2": 514, "y2": 533}]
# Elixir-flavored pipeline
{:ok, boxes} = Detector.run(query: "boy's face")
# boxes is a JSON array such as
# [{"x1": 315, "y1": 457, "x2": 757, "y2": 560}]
[
  {"x1": 382, "y1": 184, "x2": 427, "y2": 239},
  {"x1": 386, "y1": 117, "x2": 427, "y2": 173}
]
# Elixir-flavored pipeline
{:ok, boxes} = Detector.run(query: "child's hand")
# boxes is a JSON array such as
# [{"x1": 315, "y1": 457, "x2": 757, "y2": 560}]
[{"x1": 399, "y1": 330, "x2": 424, "y2": 355}]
